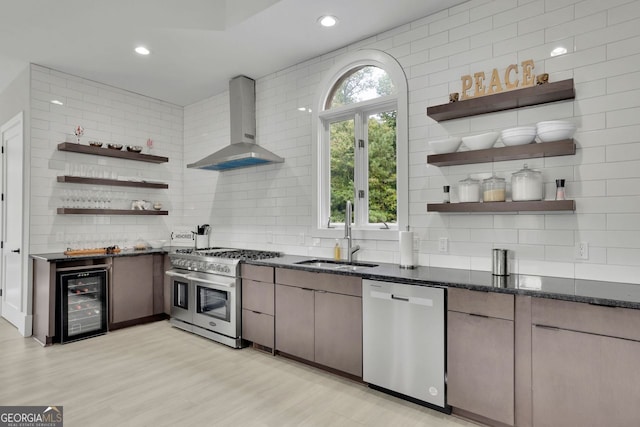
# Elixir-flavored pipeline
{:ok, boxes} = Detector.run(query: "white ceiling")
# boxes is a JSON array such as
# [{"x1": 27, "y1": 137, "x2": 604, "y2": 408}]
[{"x1": 0, "y1": 0, "x2": 467, "y2": 106}]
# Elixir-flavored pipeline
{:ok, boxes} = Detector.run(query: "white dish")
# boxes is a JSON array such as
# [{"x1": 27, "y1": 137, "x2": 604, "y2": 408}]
[
  {"x1": 536, "y1": 121, "x2": 576, "y2": 142},
  {"x1": 148, "y1": 239, "x2": 167, "y2": 249},
  {"x1": 462, "y1": 132, "x2": 499, "y2": 150},
  {"x1": 500, "y1": 126, "x2": 537, "y2": 146},
  {"x1": 428, "y1": 137, "x2": 462, "y2": 154},
  {"x1": 537, "y1": 128, "x2": 576, "y2": 142}
]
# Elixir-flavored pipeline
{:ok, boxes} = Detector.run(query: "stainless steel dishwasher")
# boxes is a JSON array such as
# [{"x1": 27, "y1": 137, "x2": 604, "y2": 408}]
[{"x1": 362, "y1": 279, "x2": 448, "y2": 412}]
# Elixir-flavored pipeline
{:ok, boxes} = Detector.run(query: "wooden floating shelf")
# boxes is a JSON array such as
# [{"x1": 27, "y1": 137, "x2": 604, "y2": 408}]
[
  {"x1": 57, "y1": 175, "x2": 168, "y2": 189},
  {"x1": 57, "y1": 208, "x2": 168, "y2": 216},
  {"x1": 427, "y1": 139, "x2": 576, "y2": 167},
  {"x1": 427, "y1": 200, "x2": 575, "y2": 213},
  {"x1": 58, "y1": 142, "x2": 169, "y2": 164},
  {"x1": 426, "y1": 79, "x2": 575, "y2": 122}
]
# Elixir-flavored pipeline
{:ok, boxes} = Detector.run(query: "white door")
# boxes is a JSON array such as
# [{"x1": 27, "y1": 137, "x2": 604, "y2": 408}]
[{"x1": 1, "y1": 112, "x2": 24, "y2": 330}]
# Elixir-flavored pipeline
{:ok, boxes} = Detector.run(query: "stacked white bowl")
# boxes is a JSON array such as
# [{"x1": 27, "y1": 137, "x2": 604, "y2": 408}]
[
  {"x1": 428, "y1": 137, "x2": 462, "y2": 154},
  {"x1": 462, "y1": 131, "x2": 499, "y2": 150},
  {"x1": 536, "y1": 121, "x2": 576, "y2": 142},
  {"x1": 500, "y1": 126, "x2": 537, "y2": 146}
]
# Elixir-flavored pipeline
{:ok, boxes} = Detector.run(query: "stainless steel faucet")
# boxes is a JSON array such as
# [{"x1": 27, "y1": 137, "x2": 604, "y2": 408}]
[{"x1": 345, "y1": 200, "x2": 360, "y2": 262}]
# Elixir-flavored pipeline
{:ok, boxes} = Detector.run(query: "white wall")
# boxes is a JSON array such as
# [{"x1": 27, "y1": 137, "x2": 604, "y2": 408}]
[
  {"x1": 29, "y1": 65, "x2": 184, "y2": 253},
  {"x1": 184, "y1": 0, "x2": 640, "y2": 284}
]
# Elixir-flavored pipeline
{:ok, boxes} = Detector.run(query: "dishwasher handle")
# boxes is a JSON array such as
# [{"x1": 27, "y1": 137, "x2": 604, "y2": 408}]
[{"x1": 370, "y1": 290, "x2": 434, "y2": 307}]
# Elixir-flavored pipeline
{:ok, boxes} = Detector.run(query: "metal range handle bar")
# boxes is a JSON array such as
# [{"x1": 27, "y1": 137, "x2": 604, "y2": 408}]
[
  {"x1": 165, "y1": 270, "x2": 192, "y2": 280},
  {"x1": 187, "y1": 274, "x2": 235, "y2": 288}
]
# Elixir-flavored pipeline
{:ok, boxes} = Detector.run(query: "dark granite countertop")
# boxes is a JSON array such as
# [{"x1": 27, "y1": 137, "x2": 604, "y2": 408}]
[
  {"x1": 30, "y1": 248, "x2": 167, "y2": 262},
  {"x1": 247, "y1": 255, "x2": 640, "y2": 310}
]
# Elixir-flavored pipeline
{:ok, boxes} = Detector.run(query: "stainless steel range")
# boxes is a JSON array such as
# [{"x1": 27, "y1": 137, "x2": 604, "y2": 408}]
[{"x1": 166, "y1": 248, "x2": 281, "y2": 348}]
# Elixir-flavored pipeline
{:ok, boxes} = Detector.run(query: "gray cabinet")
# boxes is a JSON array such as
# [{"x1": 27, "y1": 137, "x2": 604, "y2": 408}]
[
  {"x1": 447, "y1": 288, "x2": 515, "y2": 426},
  {"x1": 110, "y1": 255, "x2": 155, "y2": 325},
  {"x1": 314, "y1": 290, "x2": 362, "y2": 376},
  {"x1": 275, "y1": 284, "x2": 315, "y2": 360},
  {"x1": 274, "y1": 268, "x2": 362, "y2": 377},
  {"x1": 241, "y1": 264, "x2": 275, "y2": 350},
  {"x1": 531, "y1": 298, "x2": 640, "y2": 426}
]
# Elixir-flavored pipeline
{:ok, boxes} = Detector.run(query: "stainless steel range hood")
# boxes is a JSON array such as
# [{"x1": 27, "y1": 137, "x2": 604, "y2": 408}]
[{"x1": 187, "y1": 75, "x2": 284, "y2": 171}]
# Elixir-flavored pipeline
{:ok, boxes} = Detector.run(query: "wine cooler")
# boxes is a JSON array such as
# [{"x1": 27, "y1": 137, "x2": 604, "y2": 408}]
[{"x1": 56, "y1": 268, "x2": 108, "y2": 343}]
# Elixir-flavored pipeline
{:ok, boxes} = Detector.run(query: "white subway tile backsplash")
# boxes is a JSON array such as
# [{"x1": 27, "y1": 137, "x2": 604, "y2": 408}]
[
  {"x1": 494, "y1": 1, "x2": 543, "y2": 29},
  {"x1": 575, "y1": 263, "x2": 640, "y2": 284},
  {"x1": 608, "y1": 1, "x2": 640, "y2": 25},
  {"x1": 606, "y1": 213, "x2": 640, "y2": 230}
]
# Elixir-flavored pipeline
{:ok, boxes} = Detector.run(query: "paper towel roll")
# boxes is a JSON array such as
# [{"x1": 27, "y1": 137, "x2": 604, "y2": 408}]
[{"x1": 399, "y1": 230, "x2": 414, "y2": 268}]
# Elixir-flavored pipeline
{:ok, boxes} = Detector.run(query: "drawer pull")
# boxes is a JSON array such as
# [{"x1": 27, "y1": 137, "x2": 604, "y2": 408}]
[
  {"x1": 534, "y1": 324, "x2": 560, "y2": 331},
  {"x1": 468, "y1": 313, "x2": 489, "y2": 318}
]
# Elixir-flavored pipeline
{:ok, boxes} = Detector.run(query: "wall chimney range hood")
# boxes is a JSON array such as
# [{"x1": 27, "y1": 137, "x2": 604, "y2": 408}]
[{"x1": 187, "y1": 75, "x2": 284, "y2": 171}]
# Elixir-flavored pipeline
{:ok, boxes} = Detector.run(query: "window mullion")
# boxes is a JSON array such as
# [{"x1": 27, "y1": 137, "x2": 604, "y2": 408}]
[{"x1": 354, "y1": 112, "x2": 368, "y2": 227}]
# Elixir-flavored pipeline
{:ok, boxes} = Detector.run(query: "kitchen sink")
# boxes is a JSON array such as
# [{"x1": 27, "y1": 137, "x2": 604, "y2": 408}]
[{"x1": 295, "y1": 259, "x2": 378, "y2": 271}]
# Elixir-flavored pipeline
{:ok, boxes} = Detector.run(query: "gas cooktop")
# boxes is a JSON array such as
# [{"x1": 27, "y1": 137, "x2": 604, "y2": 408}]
[{"x1": 172, "y1": 247, "x2": 281, "y2": 260}]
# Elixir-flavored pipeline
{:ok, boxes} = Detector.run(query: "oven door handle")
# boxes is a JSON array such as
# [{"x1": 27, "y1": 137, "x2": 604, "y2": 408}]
[
  {"x1": 166, "y1": 270, "x2": 192, "y2": 280},
  {"x1": 187, "y1": 274, "x2": 235, "y2": 288}
]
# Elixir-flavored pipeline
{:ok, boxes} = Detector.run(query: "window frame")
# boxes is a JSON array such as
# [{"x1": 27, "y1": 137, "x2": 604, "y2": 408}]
[{"x1": 312, "y1": 50, "x2": 408, "y2": 239}]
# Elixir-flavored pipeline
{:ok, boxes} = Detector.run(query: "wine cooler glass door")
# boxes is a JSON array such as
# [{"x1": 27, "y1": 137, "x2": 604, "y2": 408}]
[{"x1": 59, "y1": 269, "x2": 108, "y2": 343}]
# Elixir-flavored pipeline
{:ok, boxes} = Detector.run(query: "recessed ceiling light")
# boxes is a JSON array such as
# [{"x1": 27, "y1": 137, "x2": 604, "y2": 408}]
[
  {"x1": 318, "y1": 15, "x2": 338, "y2": 27},
  {"x1": 135, "y1": 46, "x2": 150, "y2": 55},
  {"x1": 550, "y1": 47, "x2": 567, "y2": 57},
  {"x1": 50, "y1": 100, "x2": 64, "y2": 106}
]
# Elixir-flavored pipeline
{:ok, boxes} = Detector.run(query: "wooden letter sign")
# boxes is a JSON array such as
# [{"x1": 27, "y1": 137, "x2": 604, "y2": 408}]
[{"x1": 461, "y1": 60, "x2": 536, "y2": 100}]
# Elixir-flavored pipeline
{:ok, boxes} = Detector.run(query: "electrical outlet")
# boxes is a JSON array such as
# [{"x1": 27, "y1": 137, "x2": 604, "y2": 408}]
[
  {"x1": 298, "y1": 232, "x2": 305, "y2": 245},
  {"x1": 413, "y1": 235, "x2": 420, "y2": 249},
  {"x1": 55, "y1": 232, "x2": 64, "y2": 242},
  {"x1": 265, "y1": 231, "x2": 273, "y2": 244},
  {"x1": 312, "y1": 238, "x2": 321, "y2": 247},
  {"x1": 438, "y1": 237, "x2": 448, "y2": 253},
  {"x1": 576, "y1": 242, "x2": 589, "y2": 260}
]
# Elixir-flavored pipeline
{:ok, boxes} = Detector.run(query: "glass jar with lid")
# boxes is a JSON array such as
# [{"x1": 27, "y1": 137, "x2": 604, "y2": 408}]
[
  {"x1": 511, "y1": 164, "x2": 543, "y2": 201},
  {"x1": 458, "y1": 176, "x2": 481, "y2": 202},
  {"x1": 482, "y1": 175, "x2": 506, "y2": 202}
]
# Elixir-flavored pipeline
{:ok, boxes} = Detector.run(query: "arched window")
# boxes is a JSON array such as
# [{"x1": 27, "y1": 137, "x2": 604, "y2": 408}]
[{"x1": 314, "y1": 50, "x2": 408, "y2": 233}]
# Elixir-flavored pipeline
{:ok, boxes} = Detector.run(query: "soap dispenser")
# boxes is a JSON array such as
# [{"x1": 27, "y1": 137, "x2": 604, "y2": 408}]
[{"x1": 334, "y1": 239, "x2": 341, "y2": 260}]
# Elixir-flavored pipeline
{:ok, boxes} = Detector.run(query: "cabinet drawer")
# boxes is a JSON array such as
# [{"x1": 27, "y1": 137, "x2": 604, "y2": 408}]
[
  {"x1": 532, "y1": 298, "x2": 640, "y2": 342},
  {"x1": 242, "y1": 309, "x2": 274, "y2": 348},
  {"x1": 448, "y1": 288, "x2": 514, "y2": 320},
  {"x1": 241, "y1": 264, "x2": 274, "y2": 283},
  {"x1": 242, "y1": 279, "x2": 274, "y2": 315},
  {"x1": 275, "y1": 268, "x2": 362, "y2": 297}
]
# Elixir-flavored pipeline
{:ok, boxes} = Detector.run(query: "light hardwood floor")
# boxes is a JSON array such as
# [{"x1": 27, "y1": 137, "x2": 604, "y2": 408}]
[{"x1": 0, "y1": 319, "x2": 478, "y2": 427}]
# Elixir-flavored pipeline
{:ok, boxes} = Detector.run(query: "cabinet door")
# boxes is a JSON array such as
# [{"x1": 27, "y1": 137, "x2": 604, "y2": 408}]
[
  {"x1": 314, "y1": 291, "x2": 362, "y2": 376},
  {"x1": 532, "y1": 326, "x2": 640, "y2": 427},
  {"x1": 275, "y1": 284, "x2": 314, "y2": 361},
  {"x1": 111, "y1": 255, "x2": 154, "y2": 324},
  {"x1": 447, "y1": 311, "x2": 514, "y2": 425},
  {"x1": 242, "y1": 309, "x2": 274, "y2": 348}
]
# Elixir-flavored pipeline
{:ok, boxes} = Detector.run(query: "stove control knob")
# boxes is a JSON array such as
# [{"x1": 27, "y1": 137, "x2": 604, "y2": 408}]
[{"x1": 223, "y1": 266, "x2": 230, "y2": 274}]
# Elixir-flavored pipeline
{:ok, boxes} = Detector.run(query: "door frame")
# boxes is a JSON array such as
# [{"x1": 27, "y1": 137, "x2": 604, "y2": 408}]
[{"x1": 1, "y1": 111, "x2": 31, "y2": 336}]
